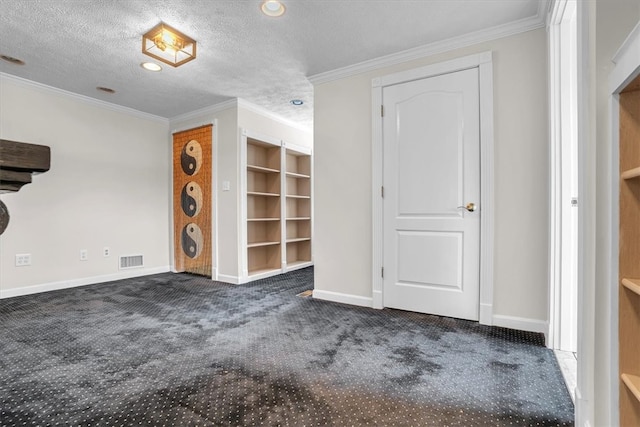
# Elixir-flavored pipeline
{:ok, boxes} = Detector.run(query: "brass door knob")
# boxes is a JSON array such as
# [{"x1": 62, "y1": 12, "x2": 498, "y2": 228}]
[{"x1": 457, "y1": 203, "x2": 476, "y2": 212}]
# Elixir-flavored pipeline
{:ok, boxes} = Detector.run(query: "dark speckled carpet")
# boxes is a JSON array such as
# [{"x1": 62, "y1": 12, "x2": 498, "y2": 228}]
[{"x1": 0, "y1": 267, "x2": 574, "y2": 426}]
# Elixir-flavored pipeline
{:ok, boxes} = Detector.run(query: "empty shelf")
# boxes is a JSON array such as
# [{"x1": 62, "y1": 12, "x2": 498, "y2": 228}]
[
  {"x1": 622, "y1": 278, "x2": 640, "y2": 296},
  {"x1": 287, "y1": 260, "x2": 312, "y2": 269},
  {"x1": 247, "y1": 241, "x2": 281, "y2": 248},
  {"x1": 286, "y1": 217, "x2": 311, "y2": 221},
  {"x1": 621, "y1": 166, "x2": 640, "y2": 180},
  {"x1": 286, "y1": 171, "x2": 310, "y2": 179},
  {"x1": 622, "y1": 374, "x2": 640, "y2": 404},
  {"x1": 248, "y1": 267, "x2": 281, "y2": 277},
  {"x1": 248, "y1": 217, "x2": 281, "y2": 222},
  {"x1": 286, "y1": 194, "x2": 311, "y2": 199},
  {"x1": 247, "y1": 191, "x2": 280, "y2": 197},
  {"x1": 247, "y1": 164, "x2": 279, "y2": 174},
  {"x1": 287, "y1": 237, "x2": 311, "y2": 243}
]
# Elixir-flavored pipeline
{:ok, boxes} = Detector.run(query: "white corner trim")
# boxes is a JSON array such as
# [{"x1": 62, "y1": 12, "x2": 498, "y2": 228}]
[
  {"x1": 237, "y1": 98, "x2": 313, "y2": 134},
  {"x1": 372, "y1": 290, "x2": 383, "y2": 309},
  {"x1": 216, "y1": 274, "x2": 241, "y2": 285},
  {"x1": 480, "y1": 303, "x2": 494, "y2": 325},
  {"x1": 312, "y1": 289, "x2": 373, "y2": 308},
  {"x1": 169, "y1": 98, "x2": 238, "y2": 126},
  {"x1": 574, "y1": 387, "x2": 591, "y2": 427},
  {"x1": 492, "y1": 314, "x2": 549, "y2": 336},
  {"x1": 0, "y1": 266, "x2": 171, "y2": 299},
  {"x1": 309, "y1": 12, "x2": 545, "y2": 85},
  {"x1": 0, "y1": 73, "x2": 168, "y2": 124}
]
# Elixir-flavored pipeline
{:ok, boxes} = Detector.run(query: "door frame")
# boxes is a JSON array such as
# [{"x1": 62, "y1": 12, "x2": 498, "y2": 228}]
[
  {"x1": 371, "y1": 51, "x2": 495, "y2": 325},
  {"x1": 548, "y1": 0, "x2": 579, "y2": 353},
  {"x1": 169, "y1": 120, "x2": 219, "y2": 280}
]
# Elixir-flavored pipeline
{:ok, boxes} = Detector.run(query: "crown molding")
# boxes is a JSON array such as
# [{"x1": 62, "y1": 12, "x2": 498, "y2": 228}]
[
  {"x1": 308, "y1": 3, "x2": 548, "y2": 85},
  {"x1": 237, "y1": 98, "x2": 313, "y2": 134},
  {"x1": 169, "y1": 98, "x2": 312, "y2": 134},
  {"x1": 168, "y1": 98, "x2": 238, "y2": 125},
  {"x1": 0, "y1": 73, "x2": 168, "y2": 124}
]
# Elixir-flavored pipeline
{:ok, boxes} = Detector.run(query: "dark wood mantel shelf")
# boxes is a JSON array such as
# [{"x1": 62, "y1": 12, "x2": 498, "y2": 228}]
[
  {"x1": 0, "y1": 139, "x2": 51, "y2": 234},
  {"x1": 0, "y1": 139, "x2": 51, "y2": 193}
]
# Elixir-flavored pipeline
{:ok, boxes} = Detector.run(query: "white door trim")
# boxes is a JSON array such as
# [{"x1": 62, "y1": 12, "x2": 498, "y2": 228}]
[
  {"x1": 371, "y1": 51, "x2": 495, "y2": 325},
  {"x1": 548, "y1": 0, "x2": 579, "y2": 352}
]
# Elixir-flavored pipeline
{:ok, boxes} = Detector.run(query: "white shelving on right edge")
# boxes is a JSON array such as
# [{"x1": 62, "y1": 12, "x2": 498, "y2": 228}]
[{"x1": 284, "y1": 143, "x2": 313, "y2": 271}]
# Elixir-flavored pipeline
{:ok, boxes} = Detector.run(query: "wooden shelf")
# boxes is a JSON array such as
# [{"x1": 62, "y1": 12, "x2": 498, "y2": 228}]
[
  {"x1": 247, "y1": 191, "x2": 280, "y2": 197},
  {"x1": 242, "y1": 133, "x2": 311, "y2": 283},
  {"x1": 622, "y1": 278, "x2": 640, "y2": 296},
  {"x1": 622, "y1": 374, "x2": 640, "y2": 404},
  {"x1": 247, "y1": 241, "x2": 281, "y2": 248},
  {"x1": 287, "y1": 237, "x2": 311, "y2": 243},
  {"x1": 248, "y1": 164, "x2": 279, "y2": 174},
  {"x1": 622, "y1": 166, "x2": 640, "y2": 180},
  {"x1": 286, "y1": 171, "x2": 310, "y2": 179},
  {"x1": 286, "y1": 260, "x2": 312, "y2": 270},
  {"x1": 618, "y1": 66, "x2": 640, "y2": 427},
  {"x1": 248, "y1": 267, "x2": 281, "y2": 277}
]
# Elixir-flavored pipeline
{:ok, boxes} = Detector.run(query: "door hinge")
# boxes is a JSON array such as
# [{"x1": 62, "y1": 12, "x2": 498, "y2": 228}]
[
  {"x1": 381, "y1": 267, "x2": 384, "y2": 278},
  {"x1": 381, "y1": 105, "x2": 384, "y2": 117},
  {"x1": 381, "y1": 186, "x2": 384, "y2": 198}
]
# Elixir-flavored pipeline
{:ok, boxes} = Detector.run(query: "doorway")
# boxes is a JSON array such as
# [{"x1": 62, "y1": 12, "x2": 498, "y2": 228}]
[
  {"x1": 381, "y1": 68, "x2": 480, "y2": 320},
  {"x1": 372, "y1": 52, "x2": 495, "y2": 325},
  {"x1": 549, "y1": 0, "x2": 578, "y2": 353},
  {"x1": 172, "y1": 125, "x2": 213, "y2": 277}
]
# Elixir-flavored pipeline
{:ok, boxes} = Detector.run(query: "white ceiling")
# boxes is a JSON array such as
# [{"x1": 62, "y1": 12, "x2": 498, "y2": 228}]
[{"x1": 0, "y1": 0, "x2": 546, "y2": 129}]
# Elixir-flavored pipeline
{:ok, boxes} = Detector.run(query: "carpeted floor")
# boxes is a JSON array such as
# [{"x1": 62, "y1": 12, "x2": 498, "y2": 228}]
[{"x1": 0, "y1": 268, "x2": 574, "y2": 426}]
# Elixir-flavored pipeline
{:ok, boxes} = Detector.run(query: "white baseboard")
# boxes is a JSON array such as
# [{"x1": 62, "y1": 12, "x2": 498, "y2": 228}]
[
  {"x1": 216, "y1": 274, "x2": 240, "y2": 285},
  {"x1": 372, "y1": 290, "x2": 383, "y2": 309},
  {"x1": 479, "y1": 303, "x2": 493, "y2": 326},
  {"x1": 312, "y1": 289, "x2": 373, "y2": 308},
  {"x1": 492, "y1": 314, "x2": 549, "y2": 337},
  {"x1": 0, "y1": 266, "x2": 171, "y2": 299}
]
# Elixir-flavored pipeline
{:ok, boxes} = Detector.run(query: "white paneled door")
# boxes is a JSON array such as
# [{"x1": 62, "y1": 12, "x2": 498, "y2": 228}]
[{"x1": 383, "y1": 67, "x2": 480, "y2": 321}]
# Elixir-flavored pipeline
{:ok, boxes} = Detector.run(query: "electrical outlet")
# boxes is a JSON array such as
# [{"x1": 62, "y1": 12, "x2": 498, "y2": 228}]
[
  {"x1": 80, "y1": 249, "x2": 88, "y2": 261},
  {"x1": 103, "y1": 247, "x2": 110, "y2": 257},
  {"x1": 15, "y1": 254, "x2": 31, "y2": 267}
]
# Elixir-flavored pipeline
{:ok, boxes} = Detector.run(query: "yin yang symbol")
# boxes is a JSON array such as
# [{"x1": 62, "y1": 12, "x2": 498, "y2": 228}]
[
  {"x1": 181, "y1": 223, "x2": 204, "y2": 259},
  {"x1": 181, "y1": 140, "x2": 202, "y2": 176},
  {"x1": 181, "y1": 181, "x2": 203, "y2": 217}
]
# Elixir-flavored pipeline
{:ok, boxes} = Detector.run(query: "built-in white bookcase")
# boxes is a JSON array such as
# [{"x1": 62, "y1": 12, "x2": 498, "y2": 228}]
[{"x1": 240, "y1": 129, "x2": 313, "y2": 282}]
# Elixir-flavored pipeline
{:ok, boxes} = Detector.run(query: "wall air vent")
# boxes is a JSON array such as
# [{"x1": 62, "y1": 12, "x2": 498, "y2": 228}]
[{"x1": 119, "y1": 255, "x2": 144, "y2": 269}]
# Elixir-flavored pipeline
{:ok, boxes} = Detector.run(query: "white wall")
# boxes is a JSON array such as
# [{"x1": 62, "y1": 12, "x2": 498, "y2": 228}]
[
  {"x1": 238, "y1": 102, "x2": 313, "y2": 149},
  {"x1": 314, "y1": 28, "x2": 549, "y2": 325},
  {"x1": 0, "y1": 75, "x2": 171, "y2": 297},
  {"x1": 170, "y1": 99, "x2": 312, "y2": 282},
  {"x1": 170, "y1": 104, "x2": 239, "y2": 280}
]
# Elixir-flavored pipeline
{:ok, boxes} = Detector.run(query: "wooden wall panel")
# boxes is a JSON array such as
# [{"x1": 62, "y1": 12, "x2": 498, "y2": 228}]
[{"x1": 173, "y1": 125, "x2": 213, "y2": 277}]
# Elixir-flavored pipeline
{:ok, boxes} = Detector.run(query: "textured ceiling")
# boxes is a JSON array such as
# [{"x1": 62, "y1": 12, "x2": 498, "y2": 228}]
[{"x1": 0, "y1": 0, "x2": 544, "y2": 129}]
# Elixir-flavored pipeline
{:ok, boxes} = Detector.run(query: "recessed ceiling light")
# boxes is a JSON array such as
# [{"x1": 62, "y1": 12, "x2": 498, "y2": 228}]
[
  {"x1": 1, "y1": 54, "x2": 25, "y2": 65},
  {"x1": 261, "y1": 0, "x2": 285, "y2": 17},
  {"x1": 141, "y1": 62, "x2": 162, "y2": 72},
  {"x1": 290, "y1": 99, "x2": 304, "y2": 106},
  {"x1": 96, "y1": 86, "x2": 116, "y2": 94}
]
